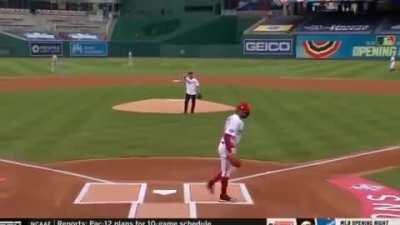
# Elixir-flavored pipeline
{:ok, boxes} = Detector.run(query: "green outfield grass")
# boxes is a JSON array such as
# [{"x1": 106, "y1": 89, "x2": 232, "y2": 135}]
[
  {"x1": 367, "y1": 168, "x2": 400, "y2": 189},
  {"x1": 1, "y1": 85, "x2": 400, "y2": 163},
  {"x1": 0, "y1": 57, "x2": 399, "y2": 79}
]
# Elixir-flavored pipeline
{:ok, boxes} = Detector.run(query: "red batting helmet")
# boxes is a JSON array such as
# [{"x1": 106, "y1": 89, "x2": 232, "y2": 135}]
[{"x1": 237, "y1": 102, "x2": 251, "y2": 114}]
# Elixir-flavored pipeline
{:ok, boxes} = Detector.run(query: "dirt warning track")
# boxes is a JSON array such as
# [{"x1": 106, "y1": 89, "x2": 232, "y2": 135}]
[{"x1": 0, "y1": 147, "x2": 399, "y2": 218}]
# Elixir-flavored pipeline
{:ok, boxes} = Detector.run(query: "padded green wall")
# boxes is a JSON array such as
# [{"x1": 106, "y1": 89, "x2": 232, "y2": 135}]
[{"x1": 0, "y1": 33, "x2": 28, "y2": 57}]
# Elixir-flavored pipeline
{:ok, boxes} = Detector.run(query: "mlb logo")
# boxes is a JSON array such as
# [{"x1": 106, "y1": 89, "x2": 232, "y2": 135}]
[
  {"x1": 383, "y1": 35, "x2": 396, "y2": 46},
  {"x1": 377, "y1": 35, "x2": 397, "y2": 46}
]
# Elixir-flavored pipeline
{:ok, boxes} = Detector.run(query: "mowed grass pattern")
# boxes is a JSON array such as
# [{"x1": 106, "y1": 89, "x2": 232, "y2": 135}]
[
  {"x1": 0, "y1": 58, "x2": 399, "y2": 79},
  {"x1": 1, "y1": 86, "x2": 400, "y2": 162}
]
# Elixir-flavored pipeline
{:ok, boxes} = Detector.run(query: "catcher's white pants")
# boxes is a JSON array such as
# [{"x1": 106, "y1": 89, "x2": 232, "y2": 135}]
[{"x1": 218, "y1": 143, "x2": 234, "y2": 178}]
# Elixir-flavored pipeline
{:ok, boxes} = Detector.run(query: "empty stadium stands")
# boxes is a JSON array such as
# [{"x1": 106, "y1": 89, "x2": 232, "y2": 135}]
[
  {"x1": 0, "y1": 7, "x2": 109, "y2": 38},
  {"x1": 0, "y1": 8, "x2": 35, "y2": 31}
]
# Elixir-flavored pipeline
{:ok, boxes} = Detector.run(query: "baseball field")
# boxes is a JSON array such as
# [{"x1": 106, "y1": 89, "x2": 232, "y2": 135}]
[{"x1": 0, "y1": 57, "x2": 399, "y2": 218}]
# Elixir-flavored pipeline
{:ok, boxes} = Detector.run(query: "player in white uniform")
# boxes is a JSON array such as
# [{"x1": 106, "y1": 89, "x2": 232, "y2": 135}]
[
  {"x1": 51, "y1": 54, "x2": 58, "y2": 73},
  {"x1": 128, "y1": 51, "x2": 133, "y2": 66},
  {"x1": 390, "y1": 53, "x2": 396, "y2": 72},
  {"x1": 183, "y1": 71, "x2": 200, "y2": 114},
  {"x1": 207, "y1": 102, "x2": 251, "y2": 201}
]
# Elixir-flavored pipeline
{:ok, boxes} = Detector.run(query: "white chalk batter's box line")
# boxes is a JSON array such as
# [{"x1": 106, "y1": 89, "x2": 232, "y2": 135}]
[
  {"x1": 74, "y1": 182, "x2": 147, "y2": 204},
  {"x1": 183, "y1": 182, "x2": 254, "y2": 205},
  {"x1": 74, "y1": 182, "x2": 197, "y2": 218},
  {"x1": 128, "y1": 203, "x2": 138, "y2": 218}
]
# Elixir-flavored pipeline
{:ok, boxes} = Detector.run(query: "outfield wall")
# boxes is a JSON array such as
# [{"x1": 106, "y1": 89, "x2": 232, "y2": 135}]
[
  {"x1": 160, "y1": 44, "x2": 242, "y2": 57},
  {"x1": 112, "y1": 34, "x2": 400, "y2": 59},
  {"x1": 2, "y1": 33, "x2": 400, "y2": 59},
  {"x1": 109, "y1": 42, "x2": 242, "y2": 58},
  {"x1": 296, "y1": 34, "x2": 400, "y2": 59},
  {"x1": 0, "y1": 33, "x2": 28, "y2": 57}
]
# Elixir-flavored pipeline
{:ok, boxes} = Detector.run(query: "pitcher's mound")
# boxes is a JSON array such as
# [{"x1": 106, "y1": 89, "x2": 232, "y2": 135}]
[{"x1": 113, "y1": 98, "x2": 235, "y2": 114}]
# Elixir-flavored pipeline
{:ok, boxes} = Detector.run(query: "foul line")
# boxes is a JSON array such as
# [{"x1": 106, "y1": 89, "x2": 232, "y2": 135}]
[
  {"x1": 240, "y1": 183, "x2": 254, "y2": 205},
  {"x1": 128, "y1": 203, "x2": 138, "y2": 218},
  {"x1": 183, "y1": 183, "x2": 191, "y2": 204},
  {"x1": 189, "y1": 202, "x2": 197, "y2": 218},
  {"x1": 0, "y1": 158, "x2": 113, "y2": 183},
  {"x1": 231, "y1": 145, "x2": 400, "y2": 182},
  {"x1": 138, "y1": 183, "x2": 147, "y2": 203},
  {"x1": 74, "y1": 183, "x2": 91, "y2": 204}
]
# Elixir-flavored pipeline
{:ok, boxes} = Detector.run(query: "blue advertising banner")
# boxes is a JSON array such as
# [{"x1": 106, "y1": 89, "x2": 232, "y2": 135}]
[
  {"x1": 243, "y1": 39, "x2": 294, "y2": 56},
  {"x1": 296, "y1": 35, "x2": 400, "y2": 59},
  {"x1": 70, "y1": 41, "x2": 108, "y2": 57},
  {"x1": 29, "y1": 42, "x2": 63, "y2": 56}
]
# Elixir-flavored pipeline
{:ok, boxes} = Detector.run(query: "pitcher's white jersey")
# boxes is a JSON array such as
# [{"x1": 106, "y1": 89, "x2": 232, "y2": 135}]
[{"x1": 185, "y1": 77, "x2": 199, "y2": 95}]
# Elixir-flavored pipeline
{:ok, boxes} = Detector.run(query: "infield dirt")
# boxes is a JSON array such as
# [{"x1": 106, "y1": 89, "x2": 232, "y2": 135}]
[{"x1": 0, "y1": 75, "x2": 399, "y2": 217}]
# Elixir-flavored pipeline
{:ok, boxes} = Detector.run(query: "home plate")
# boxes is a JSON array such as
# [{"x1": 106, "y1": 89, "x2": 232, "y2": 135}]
[{"x1": 153, "y1": 189, "x2": 177, "y2": 196}]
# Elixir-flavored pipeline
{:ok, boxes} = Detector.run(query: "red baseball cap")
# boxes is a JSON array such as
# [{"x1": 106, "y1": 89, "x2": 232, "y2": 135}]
[{"x1": 237, "y1": 102, "x2": 250, "y2": 113}]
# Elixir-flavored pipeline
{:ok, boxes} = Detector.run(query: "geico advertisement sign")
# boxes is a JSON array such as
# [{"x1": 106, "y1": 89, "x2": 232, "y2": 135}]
[{"x1": 243, "y1": 39, "x2": 293, "y2": 55}]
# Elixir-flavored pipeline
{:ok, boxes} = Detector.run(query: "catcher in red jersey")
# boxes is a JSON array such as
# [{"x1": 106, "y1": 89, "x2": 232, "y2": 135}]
[{"x1": 207, "y1": 102, "x2": 251, "y2": 201}]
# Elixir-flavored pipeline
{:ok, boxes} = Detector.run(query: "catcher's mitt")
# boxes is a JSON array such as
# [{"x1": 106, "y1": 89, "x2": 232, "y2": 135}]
[{"x1": 196, "y1": 93, "x2": 203, "y2": 99}]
